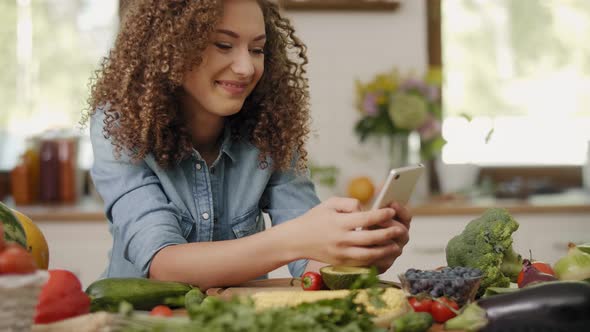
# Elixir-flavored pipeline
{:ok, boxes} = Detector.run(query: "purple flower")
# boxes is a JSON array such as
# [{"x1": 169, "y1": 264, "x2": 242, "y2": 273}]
[
  {"x1": 400, "y1": 78, "x2": 440, "y2": 102},
  {"x1": 400, "y1": 78, "x2": 428, "y2": 93},
  {"x1": 426, "y1": 86, "x2": 440, "y2": 102},
  {"x1": 418, "y1": 114, "x2": 441, "y2": 141},
  {"x1": 363, "y1": 93, "x2": 379, "y2": 116}
]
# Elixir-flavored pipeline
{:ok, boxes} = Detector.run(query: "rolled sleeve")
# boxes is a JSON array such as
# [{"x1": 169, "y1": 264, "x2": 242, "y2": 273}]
[
  {"x1": 262, "y1": 167, "x2": 321, "y2": 277},
  {"x1": 90, "y1": 111, "x2": 187, "y2": 277}
]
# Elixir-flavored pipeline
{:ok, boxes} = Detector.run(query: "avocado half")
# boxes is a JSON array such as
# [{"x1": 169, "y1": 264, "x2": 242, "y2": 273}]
[{"x1": 319, "y1": 265, "x2": 372, "y2": 290}]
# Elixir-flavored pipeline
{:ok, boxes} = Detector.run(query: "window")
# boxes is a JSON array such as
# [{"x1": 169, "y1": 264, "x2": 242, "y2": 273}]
[
  {"x1": 441, "y1": 0, "x2": 590, "y2": 166},
  {"x1": 0, "y1": 0, "x2": 118, "y2": 170}
]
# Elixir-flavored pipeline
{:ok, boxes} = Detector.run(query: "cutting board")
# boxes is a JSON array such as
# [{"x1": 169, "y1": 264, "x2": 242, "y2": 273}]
[{"x1": 206, "y1": 277, "x2": 400, "y2": 299}]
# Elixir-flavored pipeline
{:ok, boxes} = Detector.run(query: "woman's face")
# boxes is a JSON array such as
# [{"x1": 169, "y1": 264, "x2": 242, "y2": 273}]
[{"x1": 182, "y1": 0, "x2": 266, "y2": 118}]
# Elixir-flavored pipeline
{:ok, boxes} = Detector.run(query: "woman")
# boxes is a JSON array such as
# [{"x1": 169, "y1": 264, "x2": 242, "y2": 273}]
[{"x1": 83, "y1": 0, "x2": 411, "y2": 290}]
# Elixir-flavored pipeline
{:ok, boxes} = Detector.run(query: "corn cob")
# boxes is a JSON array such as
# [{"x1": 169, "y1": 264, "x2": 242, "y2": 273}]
[{"x1": 250, "y1": 287, "x2": 410, "y2": 317}]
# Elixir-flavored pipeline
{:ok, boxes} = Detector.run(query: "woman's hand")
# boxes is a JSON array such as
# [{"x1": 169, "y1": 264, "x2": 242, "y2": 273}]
[
  {"x1": 289, "y1": 197, "x2": 404, "y2": 268},
  {"x1": 369, "y1": 202, "x2": 412, "y2": 273}
]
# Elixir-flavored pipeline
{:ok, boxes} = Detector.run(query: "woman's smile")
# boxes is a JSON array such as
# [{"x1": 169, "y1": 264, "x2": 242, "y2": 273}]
[{"x1": 215, "y1": 79, "x2": 249, "y2": 96}]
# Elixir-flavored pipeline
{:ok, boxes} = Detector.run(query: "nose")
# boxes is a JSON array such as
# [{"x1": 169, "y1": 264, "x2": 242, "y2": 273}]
[{"x1": 231, "y1": 48, "x2": 255, "y2": 78}]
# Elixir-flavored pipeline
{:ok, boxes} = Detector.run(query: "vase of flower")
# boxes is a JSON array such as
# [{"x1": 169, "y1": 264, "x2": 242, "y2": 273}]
[
  {"x1": 354, "y1": 68, "x2": 445, "y2": 168},
  {"x1": 353, "y1": 68, "x2": 445, "y2": 198},
  {"x1": 388, "y1": 134, "x2": 409, "y2": 169},
  {"x1": 387, "y1": 132, "x2": 422, "y2": 169}
]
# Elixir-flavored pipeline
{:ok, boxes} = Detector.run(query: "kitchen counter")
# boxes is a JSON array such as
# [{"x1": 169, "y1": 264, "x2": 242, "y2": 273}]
[
  {"x1": 6, "y1": 189, "x2": 590, "y2": 222},
  {"x1": 8, "y1": 191, "x2": 588, "y2": 289}
]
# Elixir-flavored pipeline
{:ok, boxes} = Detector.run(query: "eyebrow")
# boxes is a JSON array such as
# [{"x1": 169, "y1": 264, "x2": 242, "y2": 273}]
[{"x1": 216, "y1": 29, "x2": 266, "y2": 41}]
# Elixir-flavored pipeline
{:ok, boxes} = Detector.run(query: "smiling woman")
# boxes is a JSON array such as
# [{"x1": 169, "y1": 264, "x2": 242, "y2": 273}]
[{"x1": 81, "y1": 0, "x2": 414, "y2": 290}]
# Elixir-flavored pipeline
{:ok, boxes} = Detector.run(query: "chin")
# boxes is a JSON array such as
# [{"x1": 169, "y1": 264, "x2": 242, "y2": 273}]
[{"x1": 216, "y1": 102, "x2": 245, "y2": 117}]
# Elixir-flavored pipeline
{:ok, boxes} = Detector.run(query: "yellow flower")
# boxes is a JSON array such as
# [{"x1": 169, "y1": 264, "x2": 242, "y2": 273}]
[{"x1": 425, "y1": 66, "x2": 443, "y2": 86}]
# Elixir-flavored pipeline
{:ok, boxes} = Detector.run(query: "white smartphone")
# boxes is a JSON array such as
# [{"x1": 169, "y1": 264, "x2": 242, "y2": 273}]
[{"x1": 371, "y1": 164, "x2": 425, "y2": 209}]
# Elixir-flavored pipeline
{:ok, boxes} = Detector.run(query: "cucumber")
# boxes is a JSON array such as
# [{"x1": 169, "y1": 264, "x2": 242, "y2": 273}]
[
  {"x1": 320, "y1": 265, "x2": 372, "y2": 290},
  {"x1": 0, "y1": 201, "x2": 27, "y2": 248},
  {"x1": 85, "y1": 278, "x2": 194, "y2": 312}
]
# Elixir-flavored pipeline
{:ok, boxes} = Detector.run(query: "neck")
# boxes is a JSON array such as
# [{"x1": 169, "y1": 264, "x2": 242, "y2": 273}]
[{"x1": 180, "y1": 92, "x2": 225, "y2": 159}]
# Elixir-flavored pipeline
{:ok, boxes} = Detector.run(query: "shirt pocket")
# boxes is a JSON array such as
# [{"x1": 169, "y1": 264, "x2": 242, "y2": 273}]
[{"x1": 231, "y1": 207, "x2": 263, "y2": 238}]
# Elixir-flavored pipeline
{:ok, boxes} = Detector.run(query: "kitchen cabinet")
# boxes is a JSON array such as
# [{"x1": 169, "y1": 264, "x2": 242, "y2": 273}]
[{"x1": 36, "y1": 221, "x2": 112, "y2": 289}]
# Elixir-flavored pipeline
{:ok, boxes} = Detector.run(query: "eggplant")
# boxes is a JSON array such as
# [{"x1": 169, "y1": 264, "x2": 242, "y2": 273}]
[{"x1": 445, "y1": 281, "x2": 590, "y2": 332}]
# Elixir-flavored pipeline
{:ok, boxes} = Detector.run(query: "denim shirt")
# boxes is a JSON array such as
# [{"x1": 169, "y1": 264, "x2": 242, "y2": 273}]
[{"x1": 90, "y1": 110, "x2": 320, "y2": 279}]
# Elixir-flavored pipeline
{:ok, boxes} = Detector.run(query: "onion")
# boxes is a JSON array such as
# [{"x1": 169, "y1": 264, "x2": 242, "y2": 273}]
[
  {"x1": 553, "y1": 243, "x2": 590, "y2": 281},
  {"x1": 519, "y1": 259, "x2": 558, "y2": 288}
]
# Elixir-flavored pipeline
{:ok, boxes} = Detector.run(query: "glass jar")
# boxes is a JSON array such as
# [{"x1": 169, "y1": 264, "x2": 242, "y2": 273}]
[
  {"x1": 39, "y1": 137, "x2": 59, "y2": 203},
  {"x1": 57, "y1": 137, "x2": 77, "y2": 203},
  {"x1": 23, "y1": 137, "x2": 40, "y2": 203},
  {"x1": 10, "y1": 155, "x2": 32, "y2": 205}
]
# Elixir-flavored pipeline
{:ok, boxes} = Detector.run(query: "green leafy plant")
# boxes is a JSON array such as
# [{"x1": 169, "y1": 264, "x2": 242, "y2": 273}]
[{"x1": 309, "y1": 163, "x2": 340, "y2": 188}]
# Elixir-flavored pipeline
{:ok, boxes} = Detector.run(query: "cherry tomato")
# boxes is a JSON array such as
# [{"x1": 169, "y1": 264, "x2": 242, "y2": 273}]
[
  {"x1": 431, "y1": 297, "x2": 459, "y2": 323},
  {"x1": 0, "y1": 243, "x2": 37, "y2": 274},
  {"x1": 408, "y1": 297, "x2": 433, "y2": 313},
  {"x1": 301, "y1": 271, "x2": 325, "y2": 291},
  {"x1": 150, "y1": 305, "x2": 174, "y2": 317},
  {"x1": 517, "y1": 261, "x2": 555, "y2": 285}
]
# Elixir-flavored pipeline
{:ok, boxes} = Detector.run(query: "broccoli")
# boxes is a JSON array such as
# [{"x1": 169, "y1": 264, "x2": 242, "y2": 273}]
[{"x1": 445, "y1": 208, "x2": 522, "y2": 296}]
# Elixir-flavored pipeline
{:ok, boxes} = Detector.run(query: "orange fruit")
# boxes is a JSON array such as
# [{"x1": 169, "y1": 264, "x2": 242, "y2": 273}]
[{"x1": 347, "y1": 176, "x2": 375, "y2": 204}]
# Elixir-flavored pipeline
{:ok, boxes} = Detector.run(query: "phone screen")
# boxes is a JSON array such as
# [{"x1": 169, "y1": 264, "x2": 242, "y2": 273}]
[{"x1": 371, "y1": 164, "x2": 424, "y2": 209}]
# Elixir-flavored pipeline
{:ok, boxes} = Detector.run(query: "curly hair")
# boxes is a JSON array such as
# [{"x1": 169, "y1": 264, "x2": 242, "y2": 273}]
[{"x1": 82, "y1": 0, "x2": 311, "y2": 172}]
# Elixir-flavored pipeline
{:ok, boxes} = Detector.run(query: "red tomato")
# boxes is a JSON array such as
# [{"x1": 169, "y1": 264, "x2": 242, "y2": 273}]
[
  {"x1": 431, "y1": 297, "x2": 459, "y2": 323},
  {"x1": 0, "y1": 242, "x2": 37, "y2": 274},
  {"x1": 517, "y1": 261, "x2": 555, "y2": 285},
  {"x1": 301, "y1": 271, "x2": 325, "y2": 291},
  {"x1": 408, "y1": 297, "x2": 433, "y2": 313},
  {"x1": 150, "y1": 305, "x2": 174, "y2": 317},
  {"x1": 38, "y1": 270, "x2": 84, "y2": 305},
  {"x1": 35, "y1": 269, "x2": 90, "y2": 324}
]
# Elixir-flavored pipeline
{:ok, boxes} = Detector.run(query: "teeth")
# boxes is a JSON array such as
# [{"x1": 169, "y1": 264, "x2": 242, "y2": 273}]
[{"x1": 217, "y1": 81, "x2": 244, "y2": 88}]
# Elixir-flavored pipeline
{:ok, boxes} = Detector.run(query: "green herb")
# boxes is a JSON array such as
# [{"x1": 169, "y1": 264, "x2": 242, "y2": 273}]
[
  {"x1": 349, "y1": 266, "x2": 386, "y2": 309},
  {"x1": 117, "y1": 290, "x2": 387, "y2": 332}
]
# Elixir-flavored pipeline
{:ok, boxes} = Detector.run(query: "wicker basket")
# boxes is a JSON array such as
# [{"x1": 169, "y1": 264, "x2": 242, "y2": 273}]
[{"x1": 0, "y1": 270, "x2": 48, "y2": 332}]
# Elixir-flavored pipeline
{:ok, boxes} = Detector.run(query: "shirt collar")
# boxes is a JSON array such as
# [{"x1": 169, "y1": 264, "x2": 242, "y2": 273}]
[
  {"x1": 190, "y1": 124, "x2": 235, "y2": 163},
  {"x1": 219, "y1": 124, "x2": 236, "y2": 163}
]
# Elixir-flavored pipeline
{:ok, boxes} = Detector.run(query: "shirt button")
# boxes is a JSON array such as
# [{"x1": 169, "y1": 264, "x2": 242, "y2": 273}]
[
  {"x1": 202, "y1": 212, "x2": 210, "y2": 220},
  {"x1": 196, "y1": 163, "x2": 202, "y2": 170}
]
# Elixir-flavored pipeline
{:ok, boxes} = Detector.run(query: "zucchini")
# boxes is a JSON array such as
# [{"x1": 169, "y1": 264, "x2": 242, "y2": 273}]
[{"x1": 85, "y1": 278, "x2": 194, "y2": 312}]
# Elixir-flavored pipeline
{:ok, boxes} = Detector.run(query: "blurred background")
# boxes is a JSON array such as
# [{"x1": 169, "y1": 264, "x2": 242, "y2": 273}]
[{"x1": 1, "y1": 0, "x2": 589, "y2": 286}]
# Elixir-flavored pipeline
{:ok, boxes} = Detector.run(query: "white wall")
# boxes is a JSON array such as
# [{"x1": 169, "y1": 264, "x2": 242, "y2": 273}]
[{"x1": 285, "y1": 1, "x2": 428, "y2": 197}]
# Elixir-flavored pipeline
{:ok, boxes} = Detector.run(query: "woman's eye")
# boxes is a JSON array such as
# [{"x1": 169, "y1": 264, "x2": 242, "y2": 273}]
[
  {"x1": 250, "y1": 48, "x2": 265, "y2": 55},
  {"x1": 214, "y1": 42, "x2": 232, "y2": 50}
]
